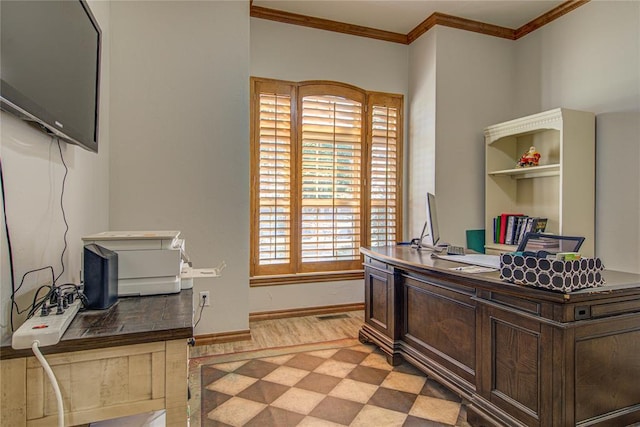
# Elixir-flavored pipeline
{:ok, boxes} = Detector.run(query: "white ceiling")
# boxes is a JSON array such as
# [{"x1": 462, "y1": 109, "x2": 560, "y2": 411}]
[{"x1": 252, "y1": 0, "x2": 567, "y2": 34}]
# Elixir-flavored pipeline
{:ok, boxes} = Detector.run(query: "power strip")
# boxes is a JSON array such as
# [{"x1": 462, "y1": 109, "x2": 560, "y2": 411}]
[{"x1": 12, "y1": 300, "x2": 81, "y2": 350}]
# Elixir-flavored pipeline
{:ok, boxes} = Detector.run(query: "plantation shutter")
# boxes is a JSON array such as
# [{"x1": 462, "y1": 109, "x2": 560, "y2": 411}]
[
  {"x1": 251, "y1": 78, "x2": 403, "y2": 281},
  {"x1": 368, "y1": 94, "x2": 402, "y2": 247},
  {"x1": 251, "y1": 80, "x2": 295, "y2": 276},
  {"x1": 298, "y1": 85, "x2": 365, "y2": 272}
]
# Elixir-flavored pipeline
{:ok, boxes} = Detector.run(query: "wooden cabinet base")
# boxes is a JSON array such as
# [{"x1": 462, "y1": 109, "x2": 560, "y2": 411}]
[
  {"x1": 359, "y1": 326, "x2": 402, "y2": 366},
  {"x1": 0, "y1": 339, "x2": 188, "y2": 426}
]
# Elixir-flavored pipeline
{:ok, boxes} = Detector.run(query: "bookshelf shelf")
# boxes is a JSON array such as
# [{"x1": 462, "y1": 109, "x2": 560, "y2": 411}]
[
  {"x1": 484, "y1": 108, "x2": 595, "y2": 256},
  {"x1": 488, "y1": 164, "x2": 560, "y2": 179}
]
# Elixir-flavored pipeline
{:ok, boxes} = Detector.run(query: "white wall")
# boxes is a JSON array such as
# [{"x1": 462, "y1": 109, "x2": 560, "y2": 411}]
[
  {"x1": 595, "y1": 112, "x2": 640, "y2": 273},
  {"x1": 513, "y1": 2, "x2": 639, "y2": 116},
  {"x1": 0, "y1": 0, "x2": 111, "y2": 345},
  {"x1": 513, "y1": 1, "x2": 640, "y2": 272},
  {"x1": 435, "y1": 28, "x2": 515, "y2": 247},
  {"x1": 249, "y1": 18, "x2": 409, "y2": 313},
  {"x1": 251, "y1": 19, "x2": 408, "y2": 93},
  {"x1": 109, "y1": 1, "x2": 250, "y2": 334},
  {"x1": 407, "y1": 30, "x2": 437, "y2": 240},
  {"x1": 408, "y1": 27, "x2": 514, "y2": 247}
]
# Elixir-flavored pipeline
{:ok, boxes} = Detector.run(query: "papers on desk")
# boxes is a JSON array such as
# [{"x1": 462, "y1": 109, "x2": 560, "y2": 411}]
[
  {"x1": 437, "y1": 254, "x2": 501, "y2": 269},
  {"x1": 449, "y1": 265, "x2": 497, "y2": 273},
  {"x1": 181, "y1": 266, "x2": 223, "y2": 279}
]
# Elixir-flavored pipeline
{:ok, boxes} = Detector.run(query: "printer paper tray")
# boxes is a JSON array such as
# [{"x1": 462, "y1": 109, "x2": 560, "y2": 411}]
[{"x1": 118, "y1": 276, "x2": 181, "y2": 296}]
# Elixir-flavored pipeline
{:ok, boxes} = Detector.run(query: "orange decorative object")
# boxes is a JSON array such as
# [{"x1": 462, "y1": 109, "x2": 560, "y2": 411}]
[{"x1": 517, "y1": 146, "x2": 541, "y2": 168}]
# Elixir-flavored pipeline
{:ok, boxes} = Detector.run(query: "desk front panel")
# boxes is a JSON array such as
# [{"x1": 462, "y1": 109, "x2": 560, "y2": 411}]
[{"x1": 402, "y1": 273, "x2": 477, "y2": 388}]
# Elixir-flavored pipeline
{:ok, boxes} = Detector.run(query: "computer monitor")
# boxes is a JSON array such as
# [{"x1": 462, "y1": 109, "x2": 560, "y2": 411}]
[{"x1": 417, "y1": 193, "x2": 440, "y2": 248}]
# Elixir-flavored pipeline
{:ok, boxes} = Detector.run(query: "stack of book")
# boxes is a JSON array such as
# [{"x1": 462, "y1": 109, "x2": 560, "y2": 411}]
[
  {"x1": 524, "y1": 235, "x2": 560, "y2": 251},
  {"x1": 492, "y1": 214, "x2": 547, "y2": 246}
]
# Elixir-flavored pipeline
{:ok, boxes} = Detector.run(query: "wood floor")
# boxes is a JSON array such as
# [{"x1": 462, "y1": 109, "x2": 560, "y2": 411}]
[
  {"x1": 191, "y1": 310, "x2": 473, "y2": 427},
  {"x1": 189, "y1": 310, "x2": 364, "y2": 358}
]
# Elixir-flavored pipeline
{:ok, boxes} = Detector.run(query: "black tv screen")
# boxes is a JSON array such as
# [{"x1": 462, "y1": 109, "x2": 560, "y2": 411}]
[{"x1": 1, "y1": 0, "x2": 101, "y2": 153}]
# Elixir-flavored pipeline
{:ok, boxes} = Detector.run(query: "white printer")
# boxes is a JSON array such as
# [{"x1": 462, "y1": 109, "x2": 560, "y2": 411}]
[{"x1": 82, "y1": 230, "x2": 189, "y2": 296}]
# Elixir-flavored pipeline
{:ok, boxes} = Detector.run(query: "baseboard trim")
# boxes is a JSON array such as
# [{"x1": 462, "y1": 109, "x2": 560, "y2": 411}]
[
  {"x1": 193, "y1": 303, "x2": 364, "y2": 345},
  {"x1": 194, "y1": 330, "x2": 252, "y2": 346},
  {"x1": 249, "y1": 303, "x2": 364, "y2": 322}
]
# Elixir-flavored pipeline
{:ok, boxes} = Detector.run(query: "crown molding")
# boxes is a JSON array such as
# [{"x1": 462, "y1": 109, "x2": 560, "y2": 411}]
[
  {"x1": 250, "y1": 5, "x2": 408, "y2": 44},
  {"x1": 407, "y1": 12, "x2": 515, "y2": 43},
  {"x1": 250, "y1": 0, "x2": 589, "y2": 45},
  {"x1": 514, "y1": 0, "x2": 590, "y2": 39}
]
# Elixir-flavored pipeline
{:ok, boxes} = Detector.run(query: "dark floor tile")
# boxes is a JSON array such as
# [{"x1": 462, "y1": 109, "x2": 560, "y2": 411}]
[
  {"x1": 202, "y1": 366, "x2": 230, "y2": 385},
  {"x1": 403, "y1": 415, "x2": 452, "y2": 427},
  {"x1": 284, "y1": 353, "x2": 327, "y2": 371},
  {"x1": 234, "y1": 359, "x2": 280, "y2": 379},
  {"x1": 201, "y1": 367, "x2": 233, "y2": 420},
  {"x1": 295, "y1": 372, "x2": 342, "y2": 394},
  {"x1": 368, "y1": 387, "x2": 419, "y2": 413},
  {"x1": 347, "y1": 364, "x2": 391, "y2": 385},
  {"x1": 393, "y1": 361, "x2": 425, "y2": 377},
  {"x1": 331, "y1": 348, "x2": 369, "y2": 364},
  {"x1": 237, "y1": 379, "x2": 290, "y2": 404},
  {"x1": 309, "y1": 395, "x2": 364, "y2": 425},
  {"x1": 201, "y1": 417, "x2": 234, "y2": 427},
  {"x1": 244, "y1": 406, "x2": 306, "y2": 427},
  {"x1": 420, "y1": 378, "x2": 462, "y2": 403},
  {"x1": 201, "y1": 389, "x2": 232, "y2": 421}
]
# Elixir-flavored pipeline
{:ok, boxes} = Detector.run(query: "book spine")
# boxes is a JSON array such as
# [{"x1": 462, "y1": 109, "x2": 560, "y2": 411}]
[
  {"x1": 500, "y1": 213, "x2": 523, "y2": 245},
  {"x1": 513, "y1": 216, "x2": 526, "y2": 245},
  {"x1": 523, "y1": 217, "x2": 535, "y2": 239},
  {"x1": 505, "y1": 216, "x2": 516, "y2": 245},
  {"x1": 499, "y1": 214, "x2": 508, "y2": 244},
  {"x1": 493, "y1": 217, "x2": 498, "y2": 244},
  {"x1": 533, "y1": 218, "x2": 548, "y2": 233}
]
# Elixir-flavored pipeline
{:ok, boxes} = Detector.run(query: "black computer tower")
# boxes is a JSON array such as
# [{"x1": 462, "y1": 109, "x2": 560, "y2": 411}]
[{"x1": 83, "y1": 243, "x2": 118, "y2": 309}]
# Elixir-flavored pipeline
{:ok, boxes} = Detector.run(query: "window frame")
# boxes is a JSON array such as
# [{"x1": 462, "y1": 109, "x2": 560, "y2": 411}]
[{"x1": 250, "y1": 77, "x2": 403, "y2": 285}]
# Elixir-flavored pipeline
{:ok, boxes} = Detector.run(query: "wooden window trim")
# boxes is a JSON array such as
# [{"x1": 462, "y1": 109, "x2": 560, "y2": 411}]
[
  {"x1": 250, "y1": 270, "x2": 364, "y2": 287},
  {"x1": 250, "y1": 77, "x2": 403, "y2": 280}
]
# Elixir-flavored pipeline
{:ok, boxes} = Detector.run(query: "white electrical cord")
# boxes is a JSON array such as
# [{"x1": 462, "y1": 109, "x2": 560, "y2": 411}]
[{"x1": 32, "y1": 341, "x2": 65, "y2": 427}]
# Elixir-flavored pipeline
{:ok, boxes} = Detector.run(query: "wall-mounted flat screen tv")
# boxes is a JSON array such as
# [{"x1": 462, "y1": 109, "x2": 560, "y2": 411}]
[{"x1": 1, "y1": 0, "x2": 101, "y2": 153}]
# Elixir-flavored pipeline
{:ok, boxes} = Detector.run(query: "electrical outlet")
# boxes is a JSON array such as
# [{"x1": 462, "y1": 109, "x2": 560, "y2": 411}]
[{"x1": 199, "y1": 291, "x2": 210, "y2": 307}]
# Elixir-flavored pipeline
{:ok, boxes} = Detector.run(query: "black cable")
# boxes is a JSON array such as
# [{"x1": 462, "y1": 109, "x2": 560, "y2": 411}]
[
  {"x1": 0, "y1": 157, "x2": 17, "y2": 330},
  {"x1": 54, "y1": 139, "x2": 69, "y2": 284},
  {"x1": 26, "y1": 285, "x2": 54, "y2": 319},
  {"x1": 2, "y1": 139, "x2": 72, "y2": 330},
  {"x1": 13, "y1": 266, "x2": 55, "y2": 306},
  {"x1": 2, "y1": 158, "x2": 57, "y2": 329},
  {"x1": 24, "y1": 283, "x2": 85, "y2": 319},
  {"x1": 13, "y1": 267, "x2": 55, "y2": 318},
  {"x1": 193, "y1": 302, "x2": 205, "y2": 328}
]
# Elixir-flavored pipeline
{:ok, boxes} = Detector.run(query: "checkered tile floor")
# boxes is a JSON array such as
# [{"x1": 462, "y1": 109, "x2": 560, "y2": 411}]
[{"x1": 200, "y1": 342, "x2": 471, "y2": 426}]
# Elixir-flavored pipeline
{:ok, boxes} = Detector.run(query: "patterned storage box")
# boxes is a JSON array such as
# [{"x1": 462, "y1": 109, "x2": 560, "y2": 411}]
[{"x1": 500, "y1": 253, "x2": 605, "y2": 292}]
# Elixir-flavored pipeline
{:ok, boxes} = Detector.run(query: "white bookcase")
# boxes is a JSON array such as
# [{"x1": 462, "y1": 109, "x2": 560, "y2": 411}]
[{"x1": 484, "y1": 108, "x2": 595, "y2": 256}]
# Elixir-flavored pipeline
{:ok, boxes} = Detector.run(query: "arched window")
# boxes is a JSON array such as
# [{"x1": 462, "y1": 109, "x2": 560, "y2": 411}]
[{"x1": 250, "y1": 78, "x2": 403, "y2": 284}]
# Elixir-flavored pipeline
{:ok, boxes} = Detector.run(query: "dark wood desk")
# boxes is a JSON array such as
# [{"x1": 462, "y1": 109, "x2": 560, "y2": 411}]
[
  {"x1": 360, "y1": 246, "x2": 640, "y2": 427},
  {"x1": 0, "y1": 290, "x2": 193, "y2": 426}
]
